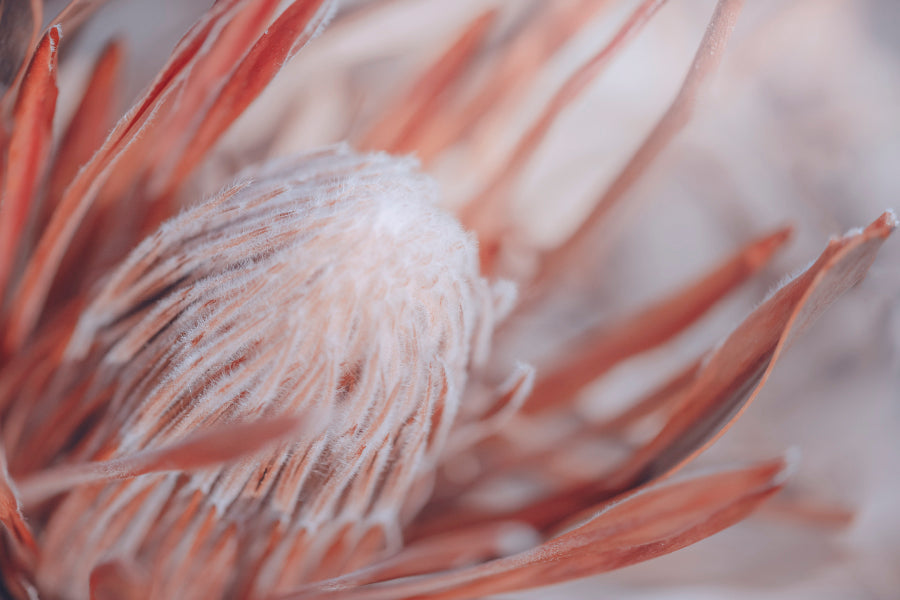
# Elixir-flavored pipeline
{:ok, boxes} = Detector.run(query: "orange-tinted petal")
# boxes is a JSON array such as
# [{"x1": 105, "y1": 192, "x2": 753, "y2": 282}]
[
  {"x1": 535, "y1": 0, "x2": 745, "y2": 286},
  {"x1": 408, "y1": 0, "x2": 613, "y2": 164},
  {"x1": 359, "y1": 10, "x2": 496, "y2": 154},
  {"x1": 607, "y1": 212, "x2": 896, "y2": 489},
  {"x1": 18, "y1": 415, "x2": 306, "y2": 504},
  {"x1": 512, "y1": 212, "x2": 894, "y2": 531},
  {"x1": 4, "y1": 0, "x2": 249, "y2": 350},
  {"x1": 412, "y1": 212, "x2": 893, "y2": 538},
  {"x1": 525, "y1": 226, "x2": 790, "y2": 413},
  {"x1": 462, "y1": 0, "x2": 669, "y2": 252},
  {"x1": 4, "y1": 0, "x2": 333, "y2": 352},
  {"x1": 0, "y1": 26, "x2": 59, "y2": 297},
  {"x1": 296, "y1": 458, "x2": 788, "y2": 600},
  {"x1": 44, "y1": 39, "x2": 123, "y2": 227},
  {"x1": 149, "y1": 0, "x2": 335, "y2": 203},
  {"x1": 140, "y1": 0, "x2": 287, "y2": 197}
]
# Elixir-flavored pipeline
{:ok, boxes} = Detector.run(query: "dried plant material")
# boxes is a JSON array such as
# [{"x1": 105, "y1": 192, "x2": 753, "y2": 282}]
[
  {"x1": 309, "y1": 521, "x2": 540, "y2": 590},
  {"x1": 446, "y1": 356, "x2": 704, "y2": 496},
  {"x1": 0, "y1": 0, "x2": 894, "y2": 599},
  {"x1": 580, "y1": 214, "x2": 892, "y2": 515}
]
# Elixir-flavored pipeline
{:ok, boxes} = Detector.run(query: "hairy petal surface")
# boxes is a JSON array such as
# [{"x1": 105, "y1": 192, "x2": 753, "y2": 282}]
[{"x1": 7, "y1": 146, "x2": 500, "y2": 599}]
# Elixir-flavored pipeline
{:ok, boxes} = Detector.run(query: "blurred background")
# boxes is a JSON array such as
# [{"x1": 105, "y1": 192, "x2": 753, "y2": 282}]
[{"x1": 43, "y1": 1, "x2": 900, "y2": 598}]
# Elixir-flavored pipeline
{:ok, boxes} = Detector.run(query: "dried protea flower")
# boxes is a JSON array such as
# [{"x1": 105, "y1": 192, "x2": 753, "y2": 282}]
[{"x1": 0, "y1": 1, "x2": 895, "y2": 599}]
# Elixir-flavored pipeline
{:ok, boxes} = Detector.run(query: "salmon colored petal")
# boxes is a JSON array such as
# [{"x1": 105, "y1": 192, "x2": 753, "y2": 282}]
[
  {"x1": 291, "y1": 521, "x2": 538, "y2": 593},
  {"x1": 359, "y1": 10, "x2": 496, "y2": 154},
  {"x1": 507, "y1": 212, "x2": 895, "y2": 532},
  {"x1": 4, "y1": 0, "x2": 249, "y2": 351},
  {"x1": 46, "y1": 0, "x2": 281, "y2": 301},
  {"x1": 475, "y1": 356, "x2": 703, "y2": 494},
  {"x1": 149, "y1": 0, "x2": 335, "y2": 203},
  {"x1": 535, "y1": 0, "x2": 745, "y2": 287},
  {"x1": 38, "y1": 41, "x2": 125, "y2": 312},
  {"x1": 142, "y1": 0, "x2": 286, "y2": 190},
  {"x1": 462, "y1": 0, "x2": 669, "y2": 253},
  {"x1": 293, "y1": 458, "x2": 788, "y2": 600},
  {"x1": 409, "y1": 0, "x2": 613, "y2": 164},
  {"x1": 606, "y1": 211, "x2": 897, "y2": 490},
  {"x1": 525, "y1": 226, "x2": 791, "y2": 413},
  {"x1": 0, "y1": 26, "x2": 59, "y2": 299},
  {"x1": 411, "y1": 212, "x2": 892, "y2": 539},
  {"x1": 44, "y1": 39, "x2": 123, "y2": 228},
  {"x1": 89, "y1": 561, "x2": 147, "y2": 600},
  {"x1": 3, "y1": 0, "x2": 332, "y2": 352},
  {"x1": 18, "y1": 415, "x2": 309, "y2": 505}
]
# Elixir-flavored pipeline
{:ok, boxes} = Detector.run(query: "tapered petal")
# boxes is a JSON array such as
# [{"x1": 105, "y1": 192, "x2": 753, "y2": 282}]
[
  {"x1": 525, "y1": 227, "x2": 791, "y2": 413},
  {"x1": 294, "y1": 458, "x2": 789, "y2": 600},
  {"x1": 0, "y1": 26, "x2": 59, "y2": 297},
  {"x1": 360, "y1": 10, "x2": 496, "y2": 154}
]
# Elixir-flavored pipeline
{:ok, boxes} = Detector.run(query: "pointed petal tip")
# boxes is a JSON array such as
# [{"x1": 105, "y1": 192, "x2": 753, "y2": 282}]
[
  {"x1": 873, "y1": 209, "x2": 897, "y2": 235},
  {"x1": 842, "y1": 211, "x2": 896, "y2": 241},
  {"x1": 746, "y1": 225, "x2": 793, "y2": 270}
]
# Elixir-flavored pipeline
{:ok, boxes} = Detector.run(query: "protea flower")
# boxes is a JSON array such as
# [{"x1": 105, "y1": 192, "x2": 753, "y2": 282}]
[{"x1": 0, "y1": 1, "x2": 894, "y2": 599}]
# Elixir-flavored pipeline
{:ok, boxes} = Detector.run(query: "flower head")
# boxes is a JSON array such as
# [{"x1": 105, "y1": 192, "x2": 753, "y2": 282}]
[{"x1": 0, "y1": 1, "x2": 894, "y2": 599}]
